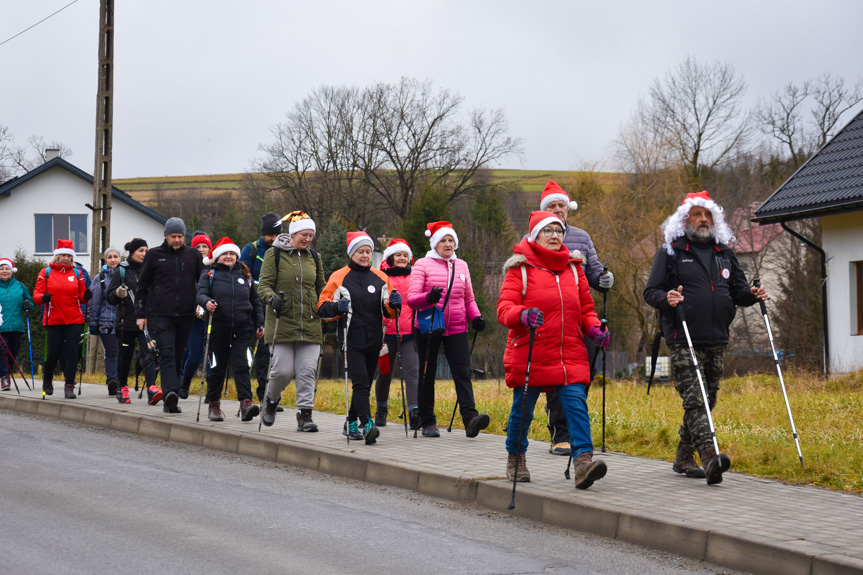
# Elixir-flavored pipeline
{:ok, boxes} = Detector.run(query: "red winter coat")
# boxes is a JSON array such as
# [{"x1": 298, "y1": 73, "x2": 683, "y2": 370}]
[
  {"x1": 380, "y1": 261, "x2": 414, "y2": 338},
  {"x1": 407, "y1": 253, "x2": 480, "y2": 336},
  {"x1": 33, "y1": 263, "x2": 87, "y2": 326},
  {"x1": 497, "y1": 238, "x2": 600, "y2": 389}
]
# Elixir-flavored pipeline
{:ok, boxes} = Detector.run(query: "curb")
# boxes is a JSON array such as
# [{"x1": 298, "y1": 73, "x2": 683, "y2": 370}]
[{"x1": 3, "y1": 393, "x2": 862, "y2": 575}]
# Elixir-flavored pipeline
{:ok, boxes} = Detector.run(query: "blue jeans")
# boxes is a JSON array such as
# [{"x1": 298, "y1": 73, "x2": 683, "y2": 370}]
[
  {"x1": 181, "y1": 317, "x2": 207, "y2": 379},
  {"x1": 98, "y1": 332, "x2": 119, "y2": 381},
  {"x1": 506, "y1": 383, "x2": 593, "y2": 456}
]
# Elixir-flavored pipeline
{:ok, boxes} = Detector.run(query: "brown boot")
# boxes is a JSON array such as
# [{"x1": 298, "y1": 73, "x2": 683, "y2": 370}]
[
  {"x1": 505, "y1": 453, "x2": 530, "y2": 482},
  {"x1": 672, "y1": 441, "x2": 706, "y2": 478},
  {"x1": 574, "y1": 451, "x2": 607, "y2": 490},
  {"x1": 208, "y1": 399, "x2": 225, "y2": 422},
  {"x1": 699, "y1": 445, "x2": 731, "y2": 485}
]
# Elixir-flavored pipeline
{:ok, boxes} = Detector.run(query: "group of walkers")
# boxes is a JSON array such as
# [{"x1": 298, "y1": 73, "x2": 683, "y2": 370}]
[{"x1": 0, "y1": 180, "x2": 767, "y2": 489}]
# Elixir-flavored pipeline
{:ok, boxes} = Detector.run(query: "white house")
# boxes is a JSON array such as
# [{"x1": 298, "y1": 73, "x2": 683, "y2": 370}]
[
  {"x1": 0, "y1": 155, "x2": 169, "y2": 264},
  {"x1": 753, "y1": 108, "x2": 863, "y2": 374}
]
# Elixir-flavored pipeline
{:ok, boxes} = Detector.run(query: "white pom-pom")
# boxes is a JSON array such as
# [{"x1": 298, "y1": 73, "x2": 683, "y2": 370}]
[
  {"x1": 570, "y1": 200, "x2": 578, "y2": 210},
  {"x1": 425, "y1": 230, "x2": 432, "y2": 237},
  {"x1": 203, "y1": 257, "x2": 212, "y2": 266}
]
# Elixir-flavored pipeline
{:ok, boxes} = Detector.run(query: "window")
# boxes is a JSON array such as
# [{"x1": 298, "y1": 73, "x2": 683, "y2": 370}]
[{"x1": 34, "y1": 214, "x2": 88, "y2": 255}]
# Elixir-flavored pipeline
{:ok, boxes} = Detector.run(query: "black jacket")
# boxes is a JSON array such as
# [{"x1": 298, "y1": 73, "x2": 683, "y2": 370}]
[
  {"x1": 643, "y1": 237, "x2": 757, "y2": 346},
  {"x1": 135, "y1": 241, "x2": 204, "y2": 319},
  {"x1": 106, "y1": 259, "x2": 142, "y2": 332},
  {"x1": 196, "y1": 263, "x2": 264, "y2": 329}
]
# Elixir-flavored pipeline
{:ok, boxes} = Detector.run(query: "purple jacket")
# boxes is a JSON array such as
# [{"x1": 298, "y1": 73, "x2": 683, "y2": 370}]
[{"x1": 407, "y1": 252, "x2": 480, "y2": 336}]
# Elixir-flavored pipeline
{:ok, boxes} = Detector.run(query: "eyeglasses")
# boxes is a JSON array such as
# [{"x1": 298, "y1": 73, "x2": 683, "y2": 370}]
[
  {"x1": 540, "y1": 227, "x2": 565, "y2": 237},
  {"x1": 296, "y1": 232, "x2": 315, "y2": 240}
]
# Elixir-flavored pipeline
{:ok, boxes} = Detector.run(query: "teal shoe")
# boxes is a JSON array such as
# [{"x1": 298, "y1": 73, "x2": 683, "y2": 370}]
[
  {"x1": 342, "y1": 420, "x2": 362, "y2": 441},
  {"x1": 362, "y1": 420, "x2": 379, "y2": 445}
]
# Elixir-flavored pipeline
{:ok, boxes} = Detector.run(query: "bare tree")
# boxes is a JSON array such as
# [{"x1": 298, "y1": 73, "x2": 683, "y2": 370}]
[
  {"x1": 756, "y1": 80, "x2": 811, "y2": 166},
  {"x1": 809, "y1": 72, "x2": 863, "y2": 148},
  {"x1": 0, "y1": 125, "x2": 72, "y2": 183}
]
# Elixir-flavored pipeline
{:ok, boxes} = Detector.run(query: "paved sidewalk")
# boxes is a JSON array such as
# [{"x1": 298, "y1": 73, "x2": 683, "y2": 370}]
[{"x1": 2, "y1": 383, "x2": 861, "y2": 575}]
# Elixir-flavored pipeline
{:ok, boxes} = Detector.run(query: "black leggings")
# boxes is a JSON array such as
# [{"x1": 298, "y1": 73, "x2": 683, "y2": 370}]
[
  {"x1": 346, "y1": 348, "x2": 378, "y2": 424},
  {"x1": 116, "y1": 330, "x2": 157, "y2": 388},
  {"x1": 44, "y1": 324, "x2": 84, "y2": 385},
  {"x1": 206, "y1": 323, "x2": 255, "y2": 402}
]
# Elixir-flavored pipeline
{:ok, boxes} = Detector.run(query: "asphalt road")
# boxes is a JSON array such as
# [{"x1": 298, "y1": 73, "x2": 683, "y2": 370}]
[{"x1": 0, "y1": 409, "x2": 745, "y2": 575}]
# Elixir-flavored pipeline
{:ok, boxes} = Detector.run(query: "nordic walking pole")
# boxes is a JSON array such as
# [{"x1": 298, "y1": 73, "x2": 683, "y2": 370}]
[
  {"x1": 447, "y1": 329, "x2": 478, "y2": 432},
  {"x1": 0, "y1": 336, "x2": 24, "y2": 394},
  {"x1": 393, "y1": 292, "x2": 408, "y2": 438},
  {"x1": 336, "y1": 287, "x2": 352, "y2": 444},
  {"x1": 415, "y1": 328, "x2": 435, "y2": 439},
  {"x1": 77, "y1": 331, "x2": 86, "y2": 396},
  {"x1": 754, "y1": 278, "x2": 804, "y2": 468},
  {"x1": 26, "y1": 316, "x2": 36, "y2": 389},
  {"x1": 258, "y1": 291, "x2": 283, "y2": 432},
  {"x1": 598, "y1": 264, "x2": 609, "y2": 453},
  {"x1": 507, "y1": 327, "x2": 536, "y2": 510},
  {"x1": 196, "y1": 313, "x2": 215, "y2": 422}
]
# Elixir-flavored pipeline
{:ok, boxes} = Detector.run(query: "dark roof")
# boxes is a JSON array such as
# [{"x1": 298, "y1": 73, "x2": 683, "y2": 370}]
[
  {"x1": 752, "y1": 108, "x2": 863, "y2": 223},
  {"x1": 0, "y1": 157, "x2": 168, "y2": 225}
]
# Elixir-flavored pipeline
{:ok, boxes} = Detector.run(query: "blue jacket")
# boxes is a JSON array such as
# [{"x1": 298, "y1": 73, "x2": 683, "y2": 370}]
[
  {"x1": 0, "y1": 277, "x2": 34, "y2": 333},
  {"x1": 87, "y1": 265, "x2": 118, "y2": 333},
  {"x1": 562, "y1": 225, "x2": 604, "y2": 290},
  {"x1": 239, "y1": 237, "x2": 270, "y2": 282}
]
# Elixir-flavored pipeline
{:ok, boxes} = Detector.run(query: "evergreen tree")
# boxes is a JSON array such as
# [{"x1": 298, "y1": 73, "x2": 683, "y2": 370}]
[
  {"x1": 315, "y1": 218, "x2": 349, "y2": 278},
  {"x1": 400, "y1": 186, "x2": 453, "y2": 253}
]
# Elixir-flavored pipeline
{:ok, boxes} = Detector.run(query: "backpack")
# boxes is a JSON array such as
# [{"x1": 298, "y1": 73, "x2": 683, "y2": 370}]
[
  {"x1": 44, "y1": 266, "x2": 82, "y2": 281},
  {"x1": 272, "y1": 246, "x2": 321, "y2": 284},
  {"x1": 519, "y1": 261, "x2": 579, "y2": 300}
]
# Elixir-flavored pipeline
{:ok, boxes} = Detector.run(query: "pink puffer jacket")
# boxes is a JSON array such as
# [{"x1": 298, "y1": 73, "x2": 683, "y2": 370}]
[{"x1": 407, "y1": 254, "x2": 480, "y2": 336}]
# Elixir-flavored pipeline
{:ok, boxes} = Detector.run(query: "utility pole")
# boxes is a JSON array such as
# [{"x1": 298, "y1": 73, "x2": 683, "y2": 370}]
[{"x1": 87, "y1": 0, "x2": 114, "y2": 373}]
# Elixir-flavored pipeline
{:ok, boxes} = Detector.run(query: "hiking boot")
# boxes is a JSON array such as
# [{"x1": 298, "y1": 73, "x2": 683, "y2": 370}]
[
  {"x1": 42, "y1": 378, "x2": 53, "y2": 396},
  {"x1": 147, "y1": 385, "x2": 163, "y2": 405},
  {"x1": 179, "y1": 375, "x2": 192, "y2": 399},
  {"x1": 296, "y1": 411, "x2": 318, "y2": 432},
  {"x1": 0, "y1": 376, "x2": 10, "y2": 392},
  {"x1": 261, "y1": 398, "x2": 278, "y2": 427},
  {"x1": 116, "y1": 385, "x2": 131, "y2": 404},
  {"x1": 240, "y1": 399, "x2": 259, "y2": 422},
  {"x1": 549, "y1": 442, "x2": 571, "y2": 456},
  {"x1": 276, "y1": 405, "x2": 284, "y2": 412},
  {"x1": 363, "y1": 420, "x2": 379, "y2": 444},
  {"x1": 208, "y1": 399, "x2": 225, "y2": 421},
  {"x1": 506, "y1": 453, "x2": 531, "y2": 482},
  {"x1": 574, "y1": 451, "x2": 607, "y2": 490},
  {"x1": 163, "y1": 391, "x2": 181, "y2": 413},
  {"x1": 421, "y1": 424, "x2": 440, "y2": 438},
  {"x1": 673, "y1": 441, "x2": 705, "y2": 478},
  {"x1": 64, "y1": 384, "x2": 76, "y2": 399},
  {"x1": 107, "y1": 378, "x2": 118, "y2": 396},
  {"x1": 408, "y1": 407, "x2": 419, "y2": 430},
  {"x1": 342, "y1": 421, "x2": 362, "y2": 441},
  {"x1": 699, "y1": 445, "x2": 731, "y2": 485},
  {"x1": 374, "y1": 404, "x2": 388, "y2": 426},
  {"x1": 465, "y1": 413, "x2": 490, "y2": 438}
]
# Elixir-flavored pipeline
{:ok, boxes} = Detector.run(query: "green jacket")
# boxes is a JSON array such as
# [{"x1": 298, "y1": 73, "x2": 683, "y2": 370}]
[
  {"x1": 257, "y1": 237, "x2": 325, "y2": 344},
  {"x1": 0, "y1": 277, "x2": 34, "y2": 334}
]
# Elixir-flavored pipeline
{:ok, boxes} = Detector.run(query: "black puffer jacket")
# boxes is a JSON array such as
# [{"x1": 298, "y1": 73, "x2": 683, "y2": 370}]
[
  {"x1": 643, "y1": 237, "x2": 757, "y2": 346},
  {"x1": 106, "y1": 260, "x2": 143, "y2": 332},
  {"x1": 196, "y1": 263, "x2": 264, "y2": 329},
  {"x1": 135, "y1": 240, "x2": 204, "y2": 319}
]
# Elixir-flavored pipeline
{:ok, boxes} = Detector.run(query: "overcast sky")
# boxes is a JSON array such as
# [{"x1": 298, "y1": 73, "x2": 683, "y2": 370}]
[{"x1": 2, "y1": 0, "x2": 862, "y2": 179}]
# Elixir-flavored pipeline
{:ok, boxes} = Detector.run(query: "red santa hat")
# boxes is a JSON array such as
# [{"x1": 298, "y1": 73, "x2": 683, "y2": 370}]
[
  {"x1": 425, "y1": 221, "x2": 459, "y2": 250},
  {"x1": 539, "y1": 180, "x2": 578, "y2": 212},
  {"x1": 661, "y1": 190, "x2": 734, "y2": 255},
  {"x1": 382, "y1": 238, "x2": 413, "y2": 262},
  {"x1": 204, "y1": 237, "x2": 241, "y2": 265},
  {"x1": 53, "y1": 239, "x2": 76, "y2": 258},
  {"x1": 346, "y1": 231, "x2": 374, "y2": 256},
  {"x1": 527, "y1": 211, "x2": 565, "y2": 242},
  {"x1": 0, "y1": 258, "x2": 16, "y2": 272}
]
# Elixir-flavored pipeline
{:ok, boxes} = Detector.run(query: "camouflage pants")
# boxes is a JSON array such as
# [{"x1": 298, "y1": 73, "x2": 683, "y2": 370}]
[{"x1": 668, "y1": 343, "x2": 726, "y2": 453}]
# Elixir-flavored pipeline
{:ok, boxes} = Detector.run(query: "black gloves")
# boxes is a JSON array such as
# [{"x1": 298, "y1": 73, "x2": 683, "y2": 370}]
[
  {"x1": 472, "y1": 316, "x2": 486, "y2": 332},
  {"x1": 83, "y1": 289, "x2": 93, "y2": 301},
  {"x1": 426, "y1": 287, "x2": 443, "y2": 304},
  {"x1": 338, "y1": 299, "x2": 350, "y2": 313},
  {"x1": 270, "y1": 294, "x2": 287, "y2": 313},
  {"x1": 41, "y1": 293, "x2": 52, "y2": 304},
  {"x1": 22, "y1": 300, "x2": 33, "y2": 312},
  {"x1": 389, "y1": 291, "x2": 402, "y2": 310}
]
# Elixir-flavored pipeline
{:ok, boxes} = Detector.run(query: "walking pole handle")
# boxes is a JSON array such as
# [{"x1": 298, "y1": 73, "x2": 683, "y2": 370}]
[
  {"x1": 753, "y1": 278, "x2": 768, "y2": 316},
  {"x1": 674, "y1": 303, "x2": 686, "y2": 325}
]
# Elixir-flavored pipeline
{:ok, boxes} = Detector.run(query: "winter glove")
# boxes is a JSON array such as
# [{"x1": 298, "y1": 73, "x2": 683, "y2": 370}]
[
  {"x1": 338, "y1": 298, "x2": 350, "y2": 313},
  {"x1": 83, "y1": 288, "x2": 93, "y2": 301},
  {"x1": 41, "y1": 293, "x2": 52, "y2": 304},
  {"x1": 89, "y1": 324, "x2": 99, "y2": 336},
  {"x1": 115, "y1": 285, "x2": 128, "y2": 299},
  {"x1": 22, "y1": 300, "x2": 33, "y2": 312},
  {"x1": 588, "y1": 325, "x2": 610, "y2": 349},
  {"x1": 388, "y1": 291, "x2": 402, "y2": 310},
  {"x1": 270, "y1": 294, "x2": 287, "y2": 313},
  {"x1": 598, "y1": 270, "x2": 614, "y2": 290},
  {"x1": 426, "y1": 287, "x2": 443, "y2": 304},
  {"x1": 471, "y1": 316, "x2": 486, "y2": 332},
  {"x1": 520, "y1": 308, "x2": 544, "y2": 328}
]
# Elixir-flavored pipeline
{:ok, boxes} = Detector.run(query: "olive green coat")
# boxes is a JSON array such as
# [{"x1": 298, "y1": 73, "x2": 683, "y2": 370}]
[{"x1": 257, "y1": 239, "x2": 325, "y2": 344}]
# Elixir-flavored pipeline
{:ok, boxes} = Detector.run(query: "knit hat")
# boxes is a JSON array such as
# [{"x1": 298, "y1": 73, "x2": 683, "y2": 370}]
[
  {"x1": 661, "y1": 190, "x2": 735, "y2": 255},
  {"x1": 425, "y1": 221, "x2": 459, "y2": 251},
  {"x1": 164, "y1": 217, "x2": 186, "y2": 236},
  {"x1": 527, "y1": 211, "x2": 565, "y2": 242},
  {"x1": 539, "y1": 180, "x2": 578, "y2": 212},
  {"x1": 382, "y1": 238, "x2": 412, "y2": 262},
  {"x1": 53, "y1": 239, "x2": 76, "y2": 258},
  {"x1": 284, "y1": 211, "x2": 316, "y2": 235},
  {"x1": 204, "y1": 237, "x2": 241, "y2": 265},
  {"x1": 260, "y1": 212, "x2": 283, "y2": 236},
  {"x1": 104, "y1": 246, "x2": 121, "y2": 259},
  {"x1": 346, "y1": 231, "x2": 374, "y2": 256},
  {"x1": 0, "y1": 258, "x2": 16, "y2": 272},
  {"x1": 191, "y1": 232, "x2": 213, "y2": 251},
  {"x1": 126, "y1": 238, "x2": 148, "y2": 254}
]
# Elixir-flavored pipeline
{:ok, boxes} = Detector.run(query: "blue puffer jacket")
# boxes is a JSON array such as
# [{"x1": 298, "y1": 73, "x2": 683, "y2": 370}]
[
  {"x1": 562, "y1": 224, "x2": 605, "y2": 290},
  {"x1": 86, "y1": 266, "x2": 117, "y2": 333},
  {"x1": 0, "y1": 277, "x2": 34, "y2": 333}
]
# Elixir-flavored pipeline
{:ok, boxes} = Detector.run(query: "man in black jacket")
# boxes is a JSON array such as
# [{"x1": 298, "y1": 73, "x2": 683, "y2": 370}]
[
  {"x1": 643, "y1": 191, "x2": 767, "y2": 485},
  {"x1": 135, "y1": 217, "x2": 204, "y2": 413}
]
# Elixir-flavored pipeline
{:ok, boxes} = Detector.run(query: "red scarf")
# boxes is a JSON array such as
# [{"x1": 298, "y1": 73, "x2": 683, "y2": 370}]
[{"x1": 531, "y1": 242, "x2": 571, "y2": 272}]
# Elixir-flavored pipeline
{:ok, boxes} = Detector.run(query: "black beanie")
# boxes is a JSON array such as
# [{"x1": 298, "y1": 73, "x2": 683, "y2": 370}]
[
  {"x1": 126, "y1": 238, "x2": 148, "y2": 254},
  {"x1": 260, "y1": 212, "x2": 283, "y2": 236}
]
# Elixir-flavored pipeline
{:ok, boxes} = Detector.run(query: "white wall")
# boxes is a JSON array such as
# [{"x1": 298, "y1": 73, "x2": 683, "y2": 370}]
[
  {"x1": 0, "y1": 165, "x2": 166, "y2": 266},
  {"x1": 822, "y1": 211, "x2": 863, "y2": 374}
]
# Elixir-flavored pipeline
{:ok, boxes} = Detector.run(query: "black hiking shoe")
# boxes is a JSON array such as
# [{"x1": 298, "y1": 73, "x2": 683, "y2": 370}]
[
  {"x1": 374, "y1": 405, "x2": 388, "y2": 426},
  {"x1": 700, "y1": 446, "x2": 731, "y2": 485},
  {"x1": 107, "y1": 378, "x2": 118, "y2": 396},
  {"x1": 179, "y1": 375, "x2": 192, "y2": 399},
  {"x1": 42, "y1": 378, "x2": 54, "y2": 396},
  {"x1": 296, "y1": 411, "x2": 318, "y2": 432},
  {"x1": 408, "y1": 408, "x2": 419, "y2": 430},
  {"x1": 465, "y1": 413, "x2": 490, "y2": 438},
  {"x1": 261, "y1": 398, "x2": 278, "y2": 427},
  {"x1": 421, "y1": 424, "x2": 440, "y2": 438},
  {"x1": 163, "y1": 391, "x2": 181, "y2": 413},
  {"x1": 64, "y1": 384, "x2": 76, "y2": 399}
]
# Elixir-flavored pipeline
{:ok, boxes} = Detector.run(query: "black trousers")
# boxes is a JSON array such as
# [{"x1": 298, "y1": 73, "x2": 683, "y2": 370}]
[
  {"x1": 346, "y1": 347, "x2": 377, "y2": 424},
  {"x1": 45, "y1": 324, "x2": 84, "y2": 386},
  {"x1": 147, "y1": 315, "x2": 193, "y2": 395},
  {"x1": 415, "y1": 330, "x2": 478, "y2": 428},
  {"x1": 0, "y1": 332, "x2": 22, "y2": 378},
  {"x1": 116, "y1": 330, "x2": 157, "y2": 389},
  {"x1": 253, "y1": 337, "x2": 270, "y2": 400},
  {"x1": 206, "y1": 322, "x2": 255, "y2": 402}
]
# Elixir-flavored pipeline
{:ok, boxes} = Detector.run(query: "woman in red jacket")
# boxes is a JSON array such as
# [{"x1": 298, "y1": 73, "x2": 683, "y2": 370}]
[
  {"x1": 33, "y1": 239, "x2": 91, "y2": 399},
  {"x1": 497, "y1": 212, "x2": 610, "y2": 489}
]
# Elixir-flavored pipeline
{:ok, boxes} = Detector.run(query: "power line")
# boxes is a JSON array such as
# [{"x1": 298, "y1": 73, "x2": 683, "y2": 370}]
[{"x1": 0, "y1": 0, "x2": 80, "y2": 48}]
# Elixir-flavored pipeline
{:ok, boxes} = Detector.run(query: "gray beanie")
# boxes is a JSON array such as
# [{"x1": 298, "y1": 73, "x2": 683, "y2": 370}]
[
  {"x1": 164, "y1": 217, "x2": 186, "y2": 236},
  {"x1": 104, "y1": 246, "x2": 122, "y2": 259}
]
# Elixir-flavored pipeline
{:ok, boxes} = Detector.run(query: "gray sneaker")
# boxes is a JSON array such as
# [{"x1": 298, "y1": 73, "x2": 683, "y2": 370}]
[{"x1": 296, "y1": 411, "x2": 319, "y2": 432}]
